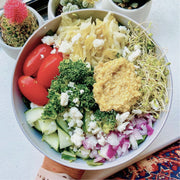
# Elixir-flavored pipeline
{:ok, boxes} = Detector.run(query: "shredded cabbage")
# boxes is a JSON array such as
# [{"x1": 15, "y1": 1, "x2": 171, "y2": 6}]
[{"x1": 55, "y1": 13, "x2": 129, "y2": 66}]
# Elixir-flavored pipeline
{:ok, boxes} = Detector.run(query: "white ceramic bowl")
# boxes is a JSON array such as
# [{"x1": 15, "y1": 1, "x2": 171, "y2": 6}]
[
  {"x1": 101, "y1": 0, "x2": 152, "y2": 22},
  {"x1": 0, "y1": 6, "x2": 44, "y2": 59},
  {"x1": 12, "y1": 9, "x2": 172, "y2": 170},
  {"x1": 48, "y1": 0, "x2": 103, "y2": 20}
]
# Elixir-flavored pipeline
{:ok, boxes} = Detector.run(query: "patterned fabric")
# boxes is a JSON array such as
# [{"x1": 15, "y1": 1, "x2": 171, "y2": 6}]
[{"x1": 108, "y1": 141, "x2": 180, "y2": 180}]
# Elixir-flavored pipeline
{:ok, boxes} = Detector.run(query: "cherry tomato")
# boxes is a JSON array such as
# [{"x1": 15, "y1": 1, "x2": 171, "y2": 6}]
[
  {"x1": 37, "y1": 54, "x2": 63, "y2": 88},
  {"x1": 18, "y1": 76, "x2": 49, "y2": 106},
  {"x1": 23, "y1": 44, "x2": 52, "y2": 76}
]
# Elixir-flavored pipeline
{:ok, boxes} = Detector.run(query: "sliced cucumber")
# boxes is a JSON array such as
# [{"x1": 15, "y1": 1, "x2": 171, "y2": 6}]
[
  {"x1": 58, "y1": 128, "x2": 72, "y2": 149},
  {"x1": 42, "y1": 132, "x2": 59, "y2": 151},
  {"x1": 34, "y1": 120, "x2": 42, "y2": 132},
  {"x1": 25, "y1": 107, "x2": 44, "y2": 127},
  {"x1": 61, "y1": 150, "x2": 76, "y2": 162},
  {"x1": 39, "y1": 120, "x2": 57, "y2": 135},
  {"x1": 56, "y1": 114, "x2": 69, "y2": 134},
  {"x1": 76, "y1": 147, "x2": 90, "y2": 159},
  {"x1": 86, "y1": 159, "x2": 103, "y2": 166},
  {"x1": 83, "y1": 111, "x2": 93, "y2": 133}
]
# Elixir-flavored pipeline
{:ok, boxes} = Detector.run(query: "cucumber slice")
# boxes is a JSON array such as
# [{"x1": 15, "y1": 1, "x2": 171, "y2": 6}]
[
  {"x1": 83, "y1": 111, "x2": 93, "y2": 133},
  {"x1": 76, "y1": 147, "x2": 90, "y2": 159},
  {"x1": 39, "y1": 120, "x2": 57, "y2": 135},
  {"x1": 56, "y1": 115, "x2": 69, "y2": 134},
  {"x1": 86, "y1": 160, "x2": 103, "y2": 166},
  {"x1": 42, "y1": 132, "x2": 59, "y2": 151},
  {"x1": 34, "y1": 120, "x2": 42, "y2": 132},
  {"x1": 58, "y1": 128, "x2": 72, "y2": 149},
  {"x1": 61, "y1": 150, "x2": 76, "y2": 162},
  {"x1": 25, "y1": 107, "x2": 44, "y2": 127}
]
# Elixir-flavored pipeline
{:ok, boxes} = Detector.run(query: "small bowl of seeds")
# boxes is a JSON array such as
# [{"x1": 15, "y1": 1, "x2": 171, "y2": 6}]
[{"x1": 101, "y1": 0, "x2": 152, "y2": 22}]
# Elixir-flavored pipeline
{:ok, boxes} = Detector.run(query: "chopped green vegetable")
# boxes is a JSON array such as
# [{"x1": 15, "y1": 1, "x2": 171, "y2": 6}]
[
  {"x1": 94, "y1": 110, "x2": 117, "y2": 134},
  {"x1": 86, "y1": 159, "x2": 103, "y2": 166},
  {"x1": 42, "y1": 59, "x2": 98, "y2": 120},
  {"x1": 137, "y1": 135, "x2": 147, "y2": 145},
  {"x1": 61, "y1": 150, "x2": 77, "y2": 162}
]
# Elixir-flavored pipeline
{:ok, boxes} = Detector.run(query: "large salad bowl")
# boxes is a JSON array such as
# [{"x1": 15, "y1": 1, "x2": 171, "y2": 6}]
[{"x1": 12, "y1": 9, "x2": 172, "y2": 170}]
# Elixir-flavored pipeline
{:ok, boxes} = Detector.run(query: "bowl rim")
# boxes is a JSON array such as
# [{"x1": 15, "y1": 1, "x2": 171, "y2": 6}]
[
  {"x1": 48, "y1": 0, "x2": 152, "y2": 20},
  {"x1": 12, "y1": 9, "x2": 173, "y2": 170},
  {"x1": 108, "y1": 0, "x2": 152, "y2": 12}
]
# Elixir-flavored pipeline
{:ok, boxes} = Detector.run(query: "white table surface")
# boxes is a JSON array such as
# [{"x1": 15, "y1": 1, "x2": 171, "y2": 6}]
[{"x1": 0, "y1": 0, "x2": 179, "y2": 179}]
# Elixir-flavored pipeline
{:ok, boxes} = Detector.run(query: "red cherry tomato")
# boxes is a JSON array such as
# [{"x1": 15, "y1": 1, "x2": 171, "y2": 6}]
[
  {"x1": 37, "y1": 54, "x2": 63, "y2": 88},
  {"x1": 18, "y1": 76, "x2": 49, "y2": 106},
  {"x1": 23, "y1": 44, "x2": 52, "y2": 76}
]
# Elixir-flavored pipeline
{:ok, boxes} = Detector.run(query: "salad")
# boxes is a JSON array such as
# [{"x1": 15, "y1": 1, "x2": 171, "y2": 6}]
[{"x1": 18, "y1": 13, "x2": 170, "y2": 166}]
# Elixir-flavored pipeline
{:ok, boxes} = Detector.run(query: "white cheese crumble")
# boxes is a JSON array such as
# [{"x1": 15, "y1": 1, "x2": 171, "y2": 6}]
[
  {"x1": 63, "y1": 112, "x2": 69, "y2": 120},
  {"x1": 71, "y1": 33, "x2": 81, "y2": 44},
  {"x1": 80, "y1": 89, "x2": 84, "y2": 94},
  {"x1": 60, "y1": 92, "x2": 69, "y2": 106},
  {"x1": 90, "y1": 114, "x2": 95, "y2": 121},
  {"x1": 68, "y1": 82, "x2": 75, "y2": 88},
  {"x1": 132, "y1": 109, "x2": 142, "y2": 114},
  {"x1": 128, "y1": 48, "x2": 141, "y2": 62},
  {"x1": 69, "y1": 107, "x2": 83, "y2": 120},
  {"x1": 93, "y1": 39, "x2": 104, "y2": 49},
  {"x1": 58, "y1": 41, "x2": 72, "y2": 54},
  {"x1": 86, "y1": 136, "x2": 98, "y2": 149},
  {"x1": 68, "y1": 119, "x2": 76, "y2": 128},
  {"x1": 87, "y1": 121, "x2": 101, "y2": 134},
  {"x1": 71, "y1": 132, "x2": 85, "y2": 147},
  {"x1": 50, "y1": 48, "x2": 57, "y2": 54},
  {"x1": 76, "y1": 119, "x2": 83, "y2": 127},
  {"x1": 85, "y1": 62, "x2": 91, "y2": 68},
  {"x1": 116, "y1": 112, "x2": 130, "y2": 124},
  {"x1": 117, "y1": 122, "x2": 129, "y2": 132},
  {"x1": 41, "y1": 35, "x2": 57, "y2": 45},
  {"x1": 71, "y1": 127, "x2": 84, "y2": 147},
  {"x1": 122, "y1": 46, "x2": 130, "y2": 57},
  {"x1": 119, "y1": 26, "x2": 127, "y2": 33},
  {"x1": 73, "y1": 98, "x2": 79, "y2": 105}
]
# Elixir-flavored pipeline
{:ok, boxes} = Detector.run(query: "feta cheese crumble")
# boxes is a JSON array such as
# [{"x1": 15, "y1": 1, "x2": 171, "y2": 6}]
[
  {"x1": 58, "y1": 41, "x2": 72, "y2": 54},
  {"x1": 116, "y1": 112, "x2": 130, "y2": 124},
  {"x1": 50, "y1": 48, "x2": 56, "y2": 54},
  {"x1": 128, "y1": 48, "x2": 141, "y2": 62},
  {"x1": 71, "y1": 127, "x2": 85, "y2": 147},
  {"x1": 41, "y1": 35, "x2": 57, "y2": 45},
  {"x1": 60, "y1": 92, "x2": 69, "y2": 106},
  {"x1": 72, "y1": 33, "x2": 81, "y2": 44},
  {"x1": 80, "y1": 89, "x2": 84, "y2": 94},
  {"x1": 93, "y1": 39, "x2": 104, "y2": 49}
]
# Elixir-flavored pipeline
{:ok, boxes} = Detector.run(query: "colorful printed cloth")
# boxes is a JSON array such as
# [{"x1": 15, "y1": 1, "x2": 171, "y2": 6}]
[{"x1": 108, "y1": 141, "x2": 180, "y2": 180}]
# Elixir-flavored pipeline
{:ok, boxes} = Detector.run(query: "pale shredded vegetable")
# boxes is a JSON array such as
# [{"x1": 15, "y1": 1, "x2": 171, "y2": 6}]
[{"x1": 55, "y1": 13, "x2": 129, "y2": 66}]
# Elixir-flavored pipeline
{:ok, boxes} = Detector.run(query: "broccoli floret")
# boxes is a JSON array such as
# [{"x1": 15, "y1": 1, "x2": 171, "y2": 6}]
[
  {"x1": 94, "y1": 110, "x2": 117, "y2": 134},
  {"x1": 59, "y1": 59, "x2": 94, "y2": 85},
  {"x1": 42, "y1": 59, "x2": 97, "y2": 120}
]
